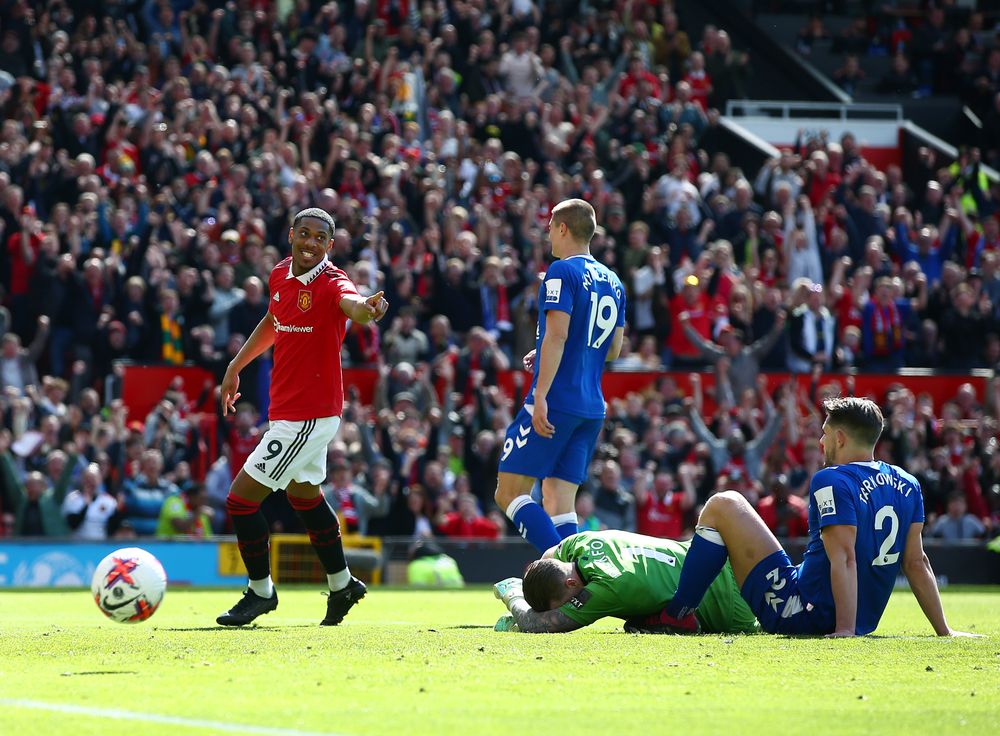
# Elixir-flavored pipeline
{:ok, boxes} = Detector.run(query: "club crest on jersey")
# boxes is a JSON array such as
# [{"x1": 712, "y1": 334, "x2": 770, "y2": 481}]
[{"x1": 297, "y1": 289, "x2": 313, "y2": 312}]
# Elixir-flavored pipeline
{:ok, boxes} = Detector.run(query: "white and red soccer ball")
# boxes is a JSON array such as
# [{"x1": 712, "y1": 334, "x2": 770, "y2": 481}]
[{"x1": 91, "y1": 547, "x2": 167, "y2": 623}]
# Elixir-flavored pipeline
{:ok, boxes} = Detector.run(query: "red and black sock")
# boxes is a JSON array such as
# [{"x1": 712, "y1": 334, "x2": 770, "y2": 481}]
[
  {"x1": 288, "y1": 494, "x2": 348, "y2": 574},
  {"x1": 226, "y1": 493, "x2": 270, "y2": 581}
]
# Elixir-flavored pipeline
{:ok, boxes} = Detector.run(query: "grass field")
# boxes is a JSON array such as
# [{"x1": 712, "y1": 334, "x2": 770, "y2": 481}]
[{"x1": 0, "y1": 587, "x2": 998, "y2": 736}]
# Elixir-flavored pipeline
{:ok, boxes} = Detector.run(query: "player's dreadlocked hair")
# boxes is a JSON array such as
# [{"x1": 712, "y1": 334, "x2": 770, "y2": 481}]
[
  {"x1": 823, "y1": 396, "x2": 885, "y2": 447},
  {"x1": 292, "y1": 208, "x2": 336, "y2": 235},
  {"x1": 522, "y1": 558, "x2": 568, "y2": 612}
]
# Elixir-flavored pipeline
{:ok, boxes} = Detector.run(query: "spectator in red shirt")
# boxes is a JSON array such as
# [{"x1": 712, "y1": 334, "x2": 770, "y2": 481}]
[
  {"x1": 757, "y1": 474, "x2": 809, "y2": 538},
  {"x1": 619, "y1": 53, "x2": 662, "y2": 103},
  {"x1": 436, "y1": 492, "x2": 500, "y2": 539},
  {"x1": 667, "y1": 274, "x2": 711, "y2": 368},
  {"x1": 681, "y1": 51, "x2": 713, "y2": 112},
  {"x1": 804, "y1": 150, "x2": 841, "y2": 207},
  {"x1": 7, "y1": 208, "x2": 44, "y2": 337},
  {"x1": 635, "y1": 466, "x2": 697, "y2": 539}
]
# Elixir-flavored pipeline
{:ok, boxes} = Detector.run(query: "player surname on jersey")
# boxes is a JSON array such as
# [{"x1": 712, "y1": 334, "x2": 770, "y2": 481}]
[{"x1": 859, "y1": 473, "x2": 914, "y2": 501}]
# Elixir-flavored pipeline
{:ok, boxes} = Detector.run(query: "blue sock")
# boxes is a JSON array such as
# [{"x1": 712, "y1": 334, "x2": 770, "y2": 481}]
[
  {"x1": 552, "y1": 512, "x2": 578, "y2": 540},
  {"x1": 667, "y1": 526, "x2": 729, "y2": 618},
  {"x1": 506, "y1": 495, "x2": 561, "y2": 553}
]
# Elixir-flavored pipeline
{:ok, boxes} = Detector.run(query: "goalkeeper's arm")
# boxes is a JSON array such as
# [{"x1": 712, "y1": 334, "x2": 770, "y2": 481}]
[{"x1": 494, "y1": 577, "x2": 583, "y2": 634}]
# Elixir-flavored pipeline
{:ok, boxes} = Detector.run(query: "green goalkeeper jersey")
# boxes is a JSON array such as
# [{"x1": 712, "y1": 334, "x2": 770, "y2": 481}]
[{"x1": 555, "y1": 530, "x2": 759, "y2": 633}]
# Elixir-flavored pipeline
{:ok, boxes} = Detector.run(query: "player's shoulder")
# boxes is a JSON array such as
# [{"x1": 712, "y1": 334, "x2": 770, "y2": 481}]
[
  {"x1": 885, "y1": 462, "x2": 921, "y2": 488},
  {"x1": 320, "y1": 261, "x2": 349, "y2": 277},
  {"x1": 545, "y1": 258, "x2": 580, "y2": 280},
  {"x1": 271, "y1": 256, "x2": 292, "y2": 278},
  {"x1": 811, "y1": 465, "x2": 851, "y2": 489}
]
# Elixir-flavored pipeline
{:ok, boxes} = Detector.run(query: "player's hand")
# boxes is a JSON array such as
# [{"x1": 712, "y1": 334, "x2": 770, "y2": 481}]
[
  {"x1": 531, "y1": 396, "x2": 555, "y2": 438},
  {"x1": 493, "y1": 577, "x2": 524, "y2": 609},
  {"x1": 220, "y1": 370, "x2": 241, "y2": 416},
  {"x1": 362, "y1": 290, "x2": 388, "y2": 322},
  {"x1": 945, "y1": 629, "x2": 983, "y2": 638},
  {"x1": 494, "y1": 613, "x2": 520, "y2": 632},
  {"x1": 522, "y1": 349, "x2": 536, "y2": 372},
  {"x1": 824, "y1": 630, "x2": 856, "y2": 638}
]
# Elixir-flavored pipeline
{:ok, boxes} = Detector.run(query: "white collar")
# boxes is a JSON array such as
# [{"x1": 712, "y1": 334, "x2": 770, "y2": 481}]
[
  {"x1": 287, "y1": 255, "x2": 329, "y2": 284},
  {"x1": 563, "y1": 253, "x2": 595, "y2": 262}
]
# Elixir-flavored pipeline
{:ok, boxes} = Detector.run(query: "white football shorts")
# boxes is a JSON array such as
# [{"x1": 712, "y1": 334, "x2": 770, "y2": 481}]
[{"x1": 243, "y1": 416, "x2": 341, "y2": 490}]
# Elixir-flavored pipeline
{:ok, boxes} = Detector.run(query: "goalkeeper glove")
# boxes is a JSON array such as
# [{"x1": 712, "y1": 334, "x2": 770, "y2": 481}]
[
  {"x1": 493, "y1": 577, "x2": 525, "y2": 609},
  {"x1": 494, "y1": 614, "x2": 520, "y2": 633}
]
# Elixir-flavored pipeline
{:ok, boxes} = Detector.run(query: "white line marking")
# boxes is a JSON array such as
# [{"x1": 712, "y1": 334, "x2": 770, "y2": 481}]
[{"x1": 0, "y1": 698, "x2": 347, "y2": 736}]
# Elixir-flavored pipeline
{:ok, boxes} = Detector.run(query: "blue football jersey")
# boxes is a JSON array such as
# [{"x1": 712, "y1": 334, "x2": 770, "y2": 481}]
[
  {"x1": 525, "y1": 255, "x2": 626, "y2": 418},
  {"x1": 798, "y1": 461, "x2": 925, "y2": 635}
]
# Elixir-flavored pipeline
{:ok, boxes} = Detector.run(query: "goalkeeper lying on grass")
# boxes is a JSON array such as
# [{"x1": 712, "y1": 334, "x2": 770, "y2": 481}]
[{"x1": 494, "y1": 530, "x2": 759, "y2": 633}]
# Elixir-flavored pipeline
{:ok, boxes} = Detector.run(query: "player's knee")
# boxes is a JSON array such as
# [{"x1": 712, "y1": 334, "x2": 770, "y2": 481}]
[{"x1": 706, "y1": 490, "x2": 748, "y2": 514}]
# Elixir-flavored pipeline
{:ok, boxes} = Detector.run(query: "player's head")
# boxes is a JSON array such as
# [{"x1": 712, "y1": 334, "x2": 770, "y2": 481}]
[
  {"x1": 288, "y1": 208, "x2": 336, "y2": 273},
  {"x1": 522, "y1": 558, "x2": 583, "y2": 611},
  {"x1": 548, "y1": 198, "x2": 597, "y2": 257},
  {"x1": 820, "y1": 396, "x2": 884, "y2": 465}
]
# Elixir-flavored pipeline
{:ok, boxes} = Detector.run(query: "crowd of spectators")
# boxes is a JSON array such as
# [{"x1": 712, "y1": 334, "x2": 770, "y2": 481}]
[
  {"x1": 0, "y1": 1, "x2": 999, "y2": 547},
  {"x1": 797, "y1": 3, "x2": 1000, "y2": 167}
]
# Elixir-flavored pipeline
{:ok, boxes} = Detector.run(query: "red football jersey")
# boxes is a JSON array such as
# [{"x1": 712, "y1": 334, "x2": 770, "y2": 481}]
[{"x1": 267, "y1": 256, "x2": 360, "y2": 421}]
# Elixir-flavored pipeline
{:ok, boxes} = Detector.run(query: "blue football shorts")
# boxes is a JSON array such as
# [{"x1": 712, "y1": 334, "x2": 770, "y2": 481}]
[
  {"x1": 497, "y1": 405, "x2": 604, "y2": 485},
  {"x1": 740, "y1": 549, "x2": 836, "y2": 635}
]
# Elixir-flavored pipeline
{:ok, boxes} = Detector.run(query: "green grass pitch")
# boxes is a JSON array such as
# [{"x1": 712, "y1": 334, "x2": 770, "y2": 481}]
[{"x1": 0, "y1": 587, "x2": 998, "y2": 736}]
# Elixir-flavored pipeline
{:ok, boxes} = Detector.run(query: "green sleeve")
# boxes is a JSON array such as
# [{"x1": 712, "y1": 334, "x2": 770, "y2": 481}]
[{"x1": 557, "y1": 580, "x2": 621, "y2": 626}]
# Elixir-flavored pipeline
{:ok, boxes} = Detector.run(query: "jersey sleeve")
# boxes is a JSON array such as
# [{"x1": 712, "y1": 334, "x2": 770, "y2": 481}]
[
  {"x1": 557, "y1": 579, "x2": 621, "y2": 626},
  {"x1": 328, "y1": 269, "x2": 361, "y2": 303},
  {"x1": 540, "y1": 260, "x2": 578, "y2": 316},
  {"x1": 810, "y1": 467, "x2": 858, "y2": 528}
]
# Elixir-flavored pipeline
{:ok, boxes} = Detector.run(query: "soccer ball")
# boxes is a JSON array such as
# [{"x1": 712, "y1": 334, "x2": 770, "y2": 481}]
[{"x1": 91, "y1": 547, "x2": 167, "y2": 623}]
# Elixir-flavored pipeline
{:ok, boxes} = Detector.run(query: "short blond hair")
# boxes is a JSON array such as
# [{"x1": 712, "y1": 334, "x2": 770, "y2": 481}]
[{"x1": 552, "y1": 198, "x2": 597, "y2": 245}]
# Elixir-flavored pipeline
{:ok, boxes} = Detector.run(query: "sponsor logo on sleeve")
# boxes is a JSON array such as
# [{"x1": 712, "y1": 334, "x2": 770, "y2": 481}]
[
  {"x1": 567, "y1": 588, "x2": 592, "y2": 609},
  {"x1": 545, "y1": 278, "x2": 562, "y2": 303},
  {"x1": 814, "y1": 485, "x2": 837, "y2": 517}
]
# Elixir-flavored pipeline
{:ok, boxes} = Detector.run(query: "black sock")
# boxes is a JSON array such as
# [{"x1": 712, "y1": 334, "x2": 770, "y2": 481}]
[
  {"x1": 288, "y1": 494, "x2": 348, "y2": 574},
  {"x1": 226, "y1": 494, "x2": 271, "y2": 581}
]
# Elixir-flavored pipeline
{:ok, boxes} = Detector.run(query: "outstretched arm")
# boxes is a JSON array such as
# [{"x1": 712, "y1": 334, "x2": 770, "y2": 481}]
[{"x1": 340, "y1": 291, "x2": 388, "y2": 325}]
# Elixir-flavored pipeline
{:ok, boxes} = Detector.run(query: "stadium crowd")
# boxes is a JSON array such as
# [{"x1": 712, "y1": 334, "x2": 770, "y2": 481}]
[
  {"x1": 800, "y1": 2, "x2": 1000, "y2": 167},
  {"x1": 0, "y1": 0, "x2": 999, "y2": 545}
]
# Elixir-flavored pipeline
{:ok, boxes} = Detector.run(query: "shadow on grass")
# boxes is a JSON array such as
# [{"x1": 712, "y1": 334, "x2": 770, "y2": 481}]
[
  {"x1": 60, "y1": 671, "x2": 138, "y2": 676},
  {"x1": 154, "y1": 625, "x2": 315, "y2": 632},
  {"x1": 445, "y1": 625, "x2": 496, "y2": 630}
]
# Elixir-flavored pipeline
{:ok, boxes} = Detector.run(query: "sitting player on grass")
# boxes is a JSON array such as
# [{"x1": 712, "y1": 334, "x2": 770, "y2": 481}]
[
  {"x1": 492, "y1": 530, "x2": 759, "y2": 634},
  {"x1": 630, "y1": 397, "x2": 980, "y2": 638}
]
